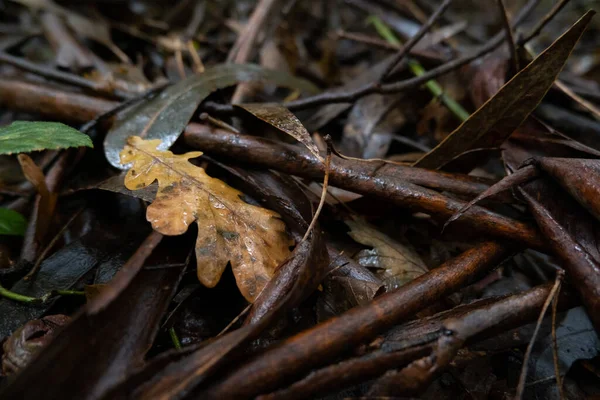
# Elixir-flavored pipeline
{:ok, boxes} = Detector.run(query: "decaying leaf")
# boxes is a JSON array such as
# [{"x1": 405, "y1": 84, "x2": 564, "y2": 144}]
[
  {"x1": 1, "y1": 314, "x2": 70, "y2": 376},
  {"x1": 120, "y1": 136, "x2": 292, "y2": 302},
  {"x1": 235, "y1": 103, "x2": 323, "y2": 162},
  {"x1": 414, "y1": 11, "x2": 594, "y2": 171},
  {"x1": 346, "y1": 219, "x2": 427, "y2": 291}
]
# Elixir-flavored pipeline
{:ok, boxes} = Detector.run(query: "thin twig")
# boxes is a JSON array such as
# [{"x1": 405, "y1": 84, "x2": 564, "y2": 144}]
[
  {"x1": 496, "y1": 0, "x2": 519, "y2": 74},
  {"x1": 515, "y1": 271, "x2": 564, "y2": 400},
  {"x1": 217, "y1": 303, "x2": 252, "y2": 337},
  {"x1": 228, "y1": 0, "x2": 280, "y2": 103},
  {"x1": 0, "y1": 51, "x2": 130, "y2": 99},
  {"x1": 25, "y1": 208, "x2": 84, "y2": 281},
  {"x1": 338, "y1": 30, "x2": 400, "y2": 50},
  {"x1": 551, "y1": 274, "x2": 566, "y2": 400},
  {"x1": 518, "y1": 0, "x2": 572, "y2": 45},
  {"x1": 300, "y1": 143, "x2": 331, "y2": 243},
  {"x1": 379, "y1": 0, "x2": 453, "y2": 81}
]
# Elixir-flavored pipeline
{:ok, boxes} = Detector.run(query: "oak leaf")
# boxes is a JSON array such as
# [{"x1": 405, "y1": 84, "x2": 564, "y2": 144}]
[{"x1": 120, "y1": 136, "x2": 292, "y2": 302}]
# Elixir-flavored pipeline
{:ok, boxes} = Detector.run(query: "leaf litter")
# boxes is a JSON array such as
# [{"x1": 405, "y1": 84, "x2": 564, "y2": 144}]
[{"x1": 0, "y1": 1, "x2": 599, "y2": 399}]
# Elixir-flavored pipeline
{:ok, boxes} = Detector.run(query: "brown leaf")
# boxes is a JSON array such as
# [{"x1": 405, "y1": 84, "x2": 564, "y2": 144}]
[
  {"x1": 235, "y1": 103, "x2": 323, "y2": 162},
  {"x1": 120, "y1": 136, "x2": 292, "y2": 302},
  {"x1": 414, "y1": 11, "x2": 594, "y2": 171},
  {"x1": 1, "y1": 315, "x2": 70, "y2": 376},
  {"x1": 346, "y1": 219, "x2": 427, "y2": 291},
  {"x1": 17, "y1": 153, "x2": 57, "y2": 249}
]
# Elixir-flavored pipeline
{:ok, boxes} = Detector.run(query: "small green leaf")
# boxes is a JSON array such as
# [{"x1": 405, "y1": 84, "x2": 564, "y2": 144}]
[
  {"x1": 0, "y1": 208, "x2": 27, "y2": 236},
  {"x1": 0, "y1": 121, "x2": 93, "y2": 155}
]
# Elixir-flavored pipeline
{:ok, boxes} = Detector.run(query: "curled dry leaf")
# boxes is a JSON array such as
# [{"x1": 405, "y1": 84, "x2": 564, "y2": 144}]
[
  {"x1": 346, "y1": 219, "x2": 427, "y2": 291},
  {"x1": 1, "y1": 314, "x2": 70, "y2": 376},
  {"x1": 235, "y1": 103, "x2": 323, "y2": 162},
  {"x1": 120, "y1": 136, "x2": 292, "y2": 302}
]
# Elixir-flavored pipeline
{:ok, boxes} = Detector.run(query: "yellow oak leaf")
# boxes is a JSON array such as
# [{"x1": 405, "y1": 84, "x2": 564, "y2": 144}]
[{"x1": 120, "y1": 136, "x2": 292, "y2": 302}]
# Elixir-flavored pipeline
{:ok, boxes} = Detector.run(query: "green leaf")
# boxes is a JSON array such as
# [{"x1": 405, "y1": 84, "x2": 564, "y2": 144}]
[
  {"x1": 104, "y1": 64, "x2": 319, "y2": 169},
  {"x1": 414, "y1": 11, "x2": 594, "y2": 171},
  {"x1": 0, "y1": 121, "x2": 93, "y2": 155},
  {"x1": 0, "y1": 208, "x2": 27, "y2": 236}
]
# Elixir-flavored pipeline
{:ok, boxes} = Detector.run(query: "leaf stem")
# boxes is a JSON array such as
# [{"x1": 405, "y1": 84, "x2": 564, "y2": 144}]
[
  {"x1": 0, "y1": 283, "x2": 85, "y2": 304},
  {"x1": 0, "y1": 283, "x2": 41, "y2": 304},
  {"x1": 368, "y1": 16, "x2": 470, "y2": 122}
]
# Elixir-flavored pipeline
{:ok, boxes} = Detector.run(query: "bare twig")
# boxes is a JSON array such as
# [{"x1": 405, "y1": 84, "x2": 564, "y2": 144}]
[
  {"x1": 496, "y1": 0, "x2": 519, "y2": 74},
  {"x1": 379, "y1": 0, "x2": 453, "y2": 81},
  {"x1": 0, "y1": 51, "x2": 129, "y2": 99},
  {"x1": 25, "y1": 208, "x2": 84, "y2": 281},
  {"x1": 514, "y1": 270, "x2": 564, "y2": 400},
  {"x1": 228, "y1": 0, "x2": 280, "y2": 103},
  {"x1": 336, "y1": 30, "x2": 445, "y2": 61},
  {"x1": 551, "y1": 281, "x2": 566, "y2": 400},
  {"x1": 518, "y1": 0, "x2": 572, "y2": 45},
  {"x1": 301, "y1": 143, "x2": 331, "y2": 243}
]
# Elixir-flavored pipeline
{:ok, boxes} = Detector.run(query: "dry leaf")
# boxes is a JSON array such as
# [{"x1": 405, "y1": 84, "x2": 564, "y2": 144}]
[
  {"x1": 346, "y1": 220, "x2": 427, "y2": 291},
  {"x1": 235, "y1": 103, "x2": 323, "y2": 162},
  {"x1": 120, "y1": 137, "x2": 292, "y2": 302}
]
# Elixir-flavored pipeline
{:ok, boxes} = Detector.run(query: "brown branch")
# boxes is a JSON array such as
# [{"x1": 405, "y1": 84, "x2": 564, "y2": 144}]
[
  {"x1": 200, "y1": 242, "x2": 514, "y2": 399},
  {"x1": 259, "y1": 282, "x2": 563, "y2": 400},
  {"x1": 184, "y1": 125, "x2": 544, "y2": 249}
]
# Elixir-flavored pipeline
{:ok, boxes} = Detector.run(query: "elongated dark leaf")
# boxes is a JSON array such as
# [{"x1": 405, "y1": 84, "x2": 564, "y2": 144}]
[
  {"x1": 104, "y1": 64, "x2": 318, "y2": 168},
  {"x1": 414, "y1": 11, "x2": 594, "y2": 171},
  {"x1": 235, "y1": 103, "x2": 323, "y2": 161},
  {"x1": 0, "y1": 121, "x2": 92, "y2": 155}
]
